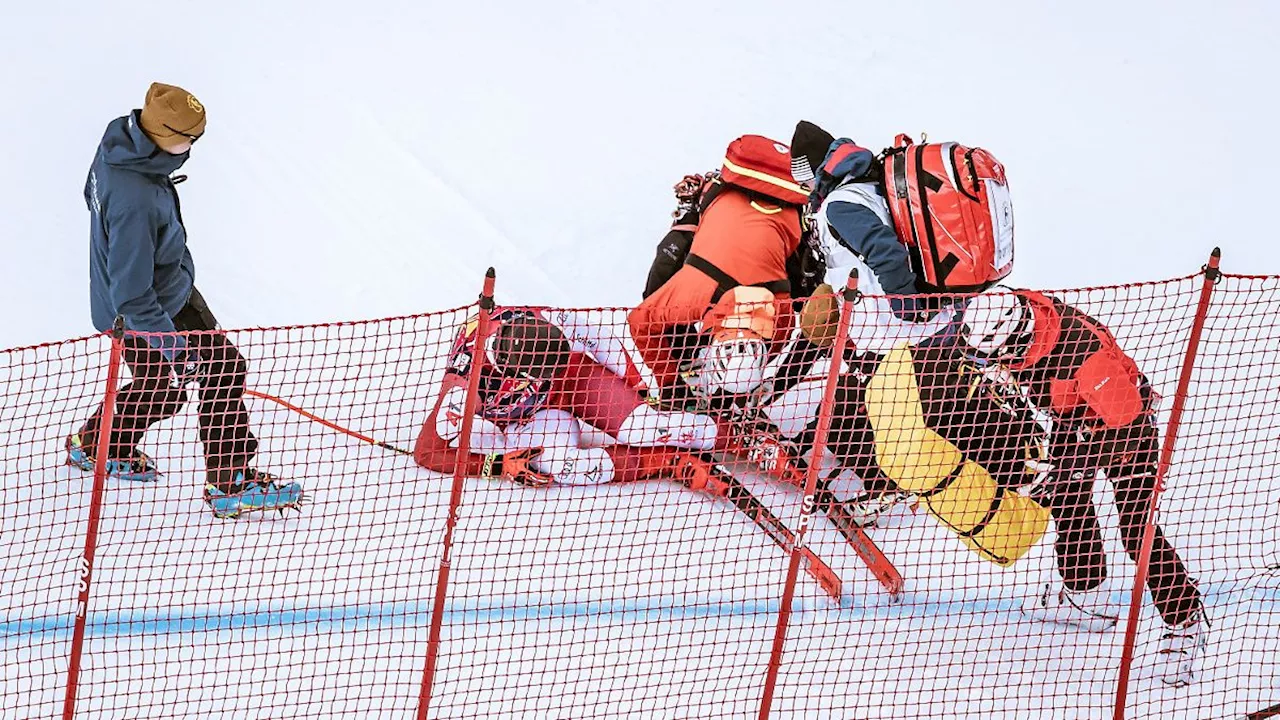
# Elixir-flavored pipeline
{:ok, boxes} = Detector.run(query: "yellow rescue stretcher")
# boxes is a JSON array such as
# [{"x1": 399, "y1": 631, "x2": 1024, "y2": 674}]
[{"x1": 863, "y1": 345, "x2": 1051, "y2": 566}]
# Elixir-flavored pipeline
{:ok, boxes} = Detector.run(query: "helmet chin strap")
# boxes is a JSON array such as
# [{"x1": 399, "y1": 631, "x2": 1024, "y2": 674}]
[
  {"x1": 483, "y1": 332, "x2": 504, "y2": 372},
  {"x1": 998, "y1": 305, "x2": 1035, "y2": 360}
]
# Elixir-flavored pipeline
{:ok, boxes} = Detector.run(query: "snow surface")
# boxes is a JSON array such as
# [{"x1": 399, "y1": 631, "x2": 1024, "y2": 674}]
[
  {"x1": 2, "y1": 0, "x2": 1279, "y2": 349},
  {"x1": 2, "y1": 1, "x2": 1279, "y2": 719}
]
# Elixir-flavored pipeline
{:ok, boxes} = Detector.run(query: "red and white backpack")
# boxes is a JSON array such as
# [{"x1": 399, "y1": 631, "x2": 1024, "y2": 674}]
[{"x1": 883, "y1": 134, "x2": 1015, "y2": 293}]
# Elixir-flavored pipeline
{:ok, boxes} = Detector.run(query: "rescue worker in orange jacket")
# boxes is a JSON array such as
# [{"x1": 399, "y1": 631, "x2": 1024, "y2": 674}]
[{"x1": 629, "y1": 135, "x2": 807, "y2": 401}]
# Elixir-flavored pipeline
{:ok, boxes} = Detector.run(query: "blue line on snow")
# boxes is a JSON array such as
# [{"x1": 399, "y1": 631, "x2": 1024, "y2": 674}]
[
  {"x1": 4, "y1": 584, "x2": 1276, "y2": 640},
  {"x1": 3, "y1": 600, "x2": 785, "y2": 639}
]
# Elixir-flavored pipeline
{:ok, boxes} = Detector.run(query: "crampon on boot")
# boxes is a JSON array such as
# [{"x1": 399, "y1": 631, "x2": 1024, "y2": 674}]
[
  {"x1": 1159, "y1": 609, "x2": 1208, "y2": 687},
  {"x1": 204, "y1": 468, "x2": 305, "y2": 519},
  {"x1": 65, "y1": 434, "x2": 158, "y2": 482}
]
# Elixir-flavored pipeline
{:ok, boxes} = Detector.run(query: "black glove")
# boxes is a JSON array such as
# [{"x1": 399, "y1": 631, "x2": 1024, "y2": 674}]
[{"x1": 170, "y1": 348, "x2": 205, "y2": 388}]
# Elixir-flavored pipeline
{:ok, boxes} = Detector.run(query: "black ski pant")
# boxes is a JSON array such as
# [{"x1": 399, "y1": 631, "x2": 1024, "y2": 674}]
[
  {"x1": 77, "y1": 287, "x2": 258, "y2": 481},
  {"x1": 1044, "y1": 423, "x2": 1202, "y2": 627},
  {"x1": 824, "y1": 353, "x2": 1203, "y2": 627}
]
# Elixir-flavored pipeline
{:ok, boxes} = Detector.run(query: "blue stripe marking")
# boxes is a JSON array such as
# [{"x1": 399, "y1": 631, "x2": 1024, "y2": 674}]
[
  {"x1": 4, "y1": 583, "x2": 1276, "y2": 640},
  {"x1": 3, "y1": 600, "x2": 786, "y2": 639}
]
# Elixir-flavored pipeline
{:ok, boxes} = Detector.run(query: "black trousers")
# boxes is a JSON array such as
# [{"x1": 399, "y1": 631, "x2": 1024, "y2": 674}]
[
  {"x1": 1044, "y1": 423, "x2": 1202, "y2": 627},
  {"x1": 77, "y1": 288, "x2": 258, "y2": 478},
  {"x1": 825, "y1": 353, "x2": 1203, "y2": 627},
  {"x1": 826, "y1": 364, "x2": 898, "y2": 496}
]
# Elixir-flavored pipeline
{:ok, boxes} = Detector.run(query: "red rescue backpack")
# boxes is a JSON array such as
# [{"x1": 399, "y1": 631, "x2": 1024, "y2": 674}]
[
  {"x1": 642, "y1": 135, "x2": 825, "y2": 300},
  {"x1": 882, "y1": 134, "x2": 1015, "y2": 293},
  {"x1": 720, "y1": 135, "x2": 811, "y2": 206}
]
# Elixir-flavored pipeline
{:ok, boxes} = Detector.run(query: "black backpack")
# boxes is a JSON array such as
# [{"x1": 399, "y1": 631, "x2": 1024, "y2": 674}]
[{"x1": 641, "y1": 175, "x2": 826, "y2": 300}]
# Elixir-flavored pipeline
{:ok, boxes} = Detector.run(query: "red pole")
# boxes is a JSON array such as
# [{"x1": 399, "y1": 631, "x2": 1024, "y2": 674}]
[
  {"x1": 758, "y1": 271, "x2": 860, "y2": 720},
  {"x1": 417, "y1": 268, "x2": 497, "y2": 720},
  {"x1": 243, "y1": 389, "x2": 413, "y2": 456},
  {"x1": 1112, "y1": 249, "x2": 1221, "y2": 720},
  {"x1": 62, "y1": 317, "x2": 127, "y2": 720}
]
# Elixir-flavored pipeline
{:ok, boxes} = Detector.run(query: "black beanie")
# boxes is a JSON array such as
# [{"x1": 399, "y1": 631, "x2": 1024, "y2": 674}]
[{"x1": 790, "y1": 120, "x2": 836, "y2": 184}]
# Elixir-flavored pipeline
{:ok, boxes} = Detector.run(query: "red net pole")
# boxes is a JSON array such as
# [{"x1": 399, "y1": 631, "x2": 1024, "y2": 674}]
[
  {"x1": 417, "y1": 267, "x2": 497, "y2": 720},
  {"x1": 61, "y1": 317, "x2": 126, "y2": 720},
  {"x1": 758, "y1": 271, "x2": 860, "y2": 720},
  {"x1": 1112, "y1": 248, "x2": 1221, "y2": 720},
  {"x1": 1249, "y1": 702, "x2": 1280, "y2": 720}
]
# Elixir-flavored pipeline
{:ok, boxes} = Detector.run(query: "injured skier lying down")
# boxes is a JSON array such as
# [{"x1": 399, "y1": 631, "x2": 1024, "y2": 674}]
[{"x1": 412, "y1": 305, "x2": 785, "y2": 489}]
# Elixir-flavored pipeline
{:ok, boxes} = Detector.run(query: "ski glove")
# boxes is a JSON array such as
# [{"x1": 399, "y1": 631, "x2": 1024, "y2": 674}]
[
  {"x1": 656, "y1": 451, "x2": 718, "y2": 494},
  {"x1": 482, "y1": 447, "x2": 555, "y2": 487},
  {"x1": 171, "y1": 349, "x2": 205, "y2": 388},
  {"x1": 799, "y1": 283, "x2": 839, "y2": 347}
]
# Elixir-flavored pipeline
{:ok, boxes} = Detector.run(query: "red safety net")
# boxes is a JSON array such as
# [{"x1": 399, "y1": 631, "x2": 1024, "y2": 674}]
[{"x1": 3, "y1": 261, "x2": 1277, "y2": 720}]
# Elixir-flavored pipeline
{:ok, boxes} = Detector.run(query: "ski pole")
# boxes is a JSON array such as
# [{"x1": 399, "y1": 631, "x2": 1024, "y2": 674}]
[{"x1": 244, "y1": 389, "x2": 413, "y2": 456}]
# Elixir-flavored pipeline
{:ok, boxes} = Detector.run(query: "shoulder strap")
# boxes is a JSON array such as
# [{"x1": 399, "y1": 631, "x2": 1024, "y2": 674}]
[{"x1": 686, "y1": 254, "x2": 790, "y2": 303}]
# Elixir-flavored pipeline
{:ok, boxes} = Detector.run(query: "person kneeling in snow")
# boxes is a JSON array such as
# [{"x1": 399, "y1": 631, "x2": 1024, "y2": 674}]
[
  {"x1": 960, "y1": 287, "x2": 1206, "y2": 687},
  {"x1": 414, "y1": 308, "x2": 757, "y2": 488},
  {"x1": 788, "y1": 121, "x2": 959, "y2": 356},
  {"x1": 629, "y1": 135, "x2": 810, "y2": 410}
]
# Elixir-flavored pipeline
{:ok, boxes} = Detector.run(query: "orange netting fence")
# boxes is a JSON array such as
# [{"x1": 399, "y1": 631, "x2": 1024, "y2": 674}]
[{"x1": 2, "y1": 252, "x2": 1277, "y2": 719}]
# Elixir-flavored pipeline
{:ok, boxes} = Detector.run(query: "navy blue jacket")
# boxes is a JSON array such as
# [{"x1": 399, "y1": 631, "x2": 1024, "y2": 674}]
[
  {"x1": 85, "y1": 111, "x2": 194, "y2": 358},
  {"x1": 811, "y1": 139, "x2": 945, "y2": 320},
  {"x1": 810, "y1": 139, "x2": 918, "y2": 296}
]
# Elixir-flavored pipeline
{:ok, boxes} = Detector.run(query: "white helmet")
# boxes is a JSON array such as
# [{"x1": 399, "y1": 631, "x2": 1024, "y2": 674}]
[
  {"x1": 961, "y1": 289, "x2": 1033, "y2": 359},
  {"x1": 702, "y1": 336, "x2": 768, "y2": 394}
]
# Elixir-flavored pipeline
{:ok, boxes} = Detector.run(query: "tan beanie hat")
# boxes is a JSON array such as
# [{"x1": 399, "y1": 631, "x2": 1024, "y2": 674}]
[{"x1": 139, "y1": 82, "x2": 206, "y2": 150}]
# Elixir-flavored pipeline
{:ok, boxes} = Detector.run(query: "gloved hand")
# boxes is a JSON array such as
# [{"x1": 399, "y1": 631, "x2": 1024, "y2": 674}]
[
  {"x1": 1017, "y1": 456, "x2": 1057, "y2": 503},
  {"x1": 799, "y1": 283, "x2": 839, "y2": 347},
  {"x1": 170, "y1": 348, "x2": 205, "y2": 388},
  {"x1": 1016, "y1": 433, "x2": 1089, "y2": 503},
  {"x1": 481, "y1": 447, "x2": 555, "y2": 487},
  {"x1": 657, "y1": 451, "x2": 721, "y2": 494}
]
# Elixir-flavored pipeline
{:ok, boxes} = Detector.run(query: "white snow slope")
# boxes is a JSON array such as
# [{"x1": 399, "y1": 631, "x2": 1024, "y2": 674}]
[
  {"x1": 1, "y1": 2, "x2": 1278, "y2": 719},
  {"x1": 1, "y1": 0, "x2": 1278, "y2": 348}
]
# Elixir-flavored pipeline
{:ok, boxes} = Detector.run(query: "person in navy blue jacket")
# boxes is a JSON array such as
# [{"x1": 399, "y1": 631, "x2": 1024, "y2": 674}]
[
  {"x1": 68, "y1": 83, "x2": 303, "y2": 519},
  {"x1": 790, "y1": 123, "x2": 955, "y2": 351},
  {"x1": 783, "y1": 121, "x2": 959, "y2": 525}
]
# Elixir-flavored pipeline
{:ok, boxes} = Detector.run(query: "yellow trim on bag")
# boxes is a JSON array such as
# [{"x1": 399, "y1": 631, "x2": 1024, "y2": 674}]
[
  {"x1": 722, "y1": 157, "x2": 808, "y2": 198},
  {"x1": 749, "y1": 201, "x2": 784, "y2": 215}
]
